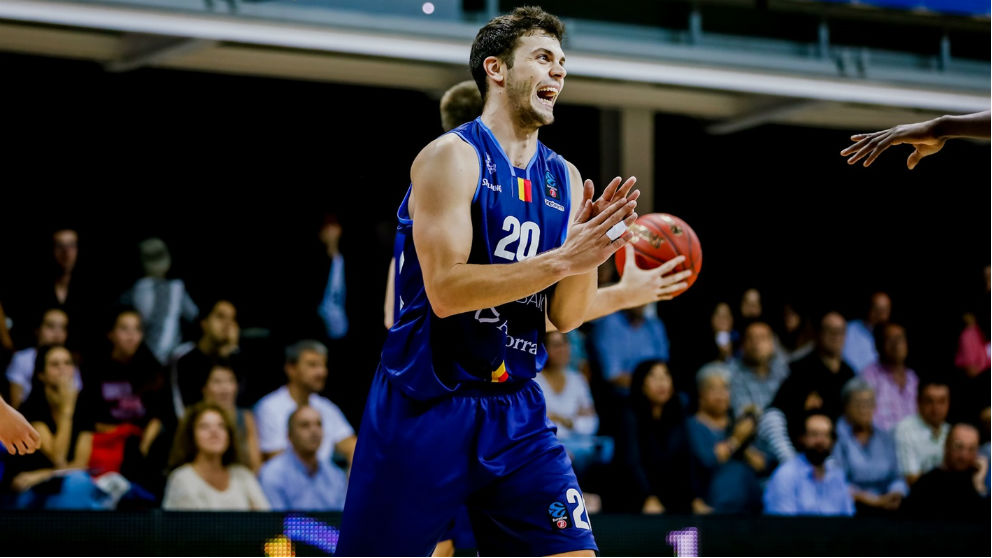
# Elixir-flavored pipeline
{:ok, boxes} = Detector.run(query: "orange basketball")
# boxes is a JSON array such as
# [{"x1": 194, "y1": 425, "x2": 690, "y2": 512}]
[{"x1": 614, "y1": 213, "x2": 702, "y2": 298}]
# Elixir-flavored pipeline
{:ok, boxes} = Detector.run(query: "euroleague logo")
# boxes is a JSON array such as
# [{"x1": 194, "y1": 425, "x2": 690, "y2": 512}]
[
  {"x1": 544, "y1": 170, "x2": 559, "y2": 199},
  {"x1": 548, "y1": 501, "x2": 570, "y2": 530}
]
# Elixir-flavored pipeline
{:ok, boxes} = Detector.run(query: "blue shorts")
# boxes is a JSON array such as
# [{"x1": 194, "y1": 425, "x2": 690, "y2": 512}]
[{"x1": 337, "y1": 367, "x2": 597, "y2": 556}]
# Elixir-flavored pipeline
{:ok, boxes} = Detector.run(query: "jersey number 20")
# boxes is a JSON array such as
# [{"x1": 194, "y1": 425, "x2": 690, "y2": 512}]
[{"x1": 494, "y1": 216, "x2": 541, "y2": 261}]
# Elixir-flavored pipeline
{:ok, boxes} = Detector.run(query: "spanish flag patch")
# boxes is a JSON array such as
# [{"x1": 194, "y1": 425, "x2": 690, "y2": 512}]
[{"x1": 491, "y1": 361, "x2": 509, "y2": 383}]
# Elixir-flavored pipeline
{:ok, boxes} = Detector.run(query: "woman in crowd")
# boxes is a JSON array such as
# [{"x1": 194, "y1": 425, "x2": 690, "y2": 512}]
[{"x1": 198, "y1": 361, "x2": 262, "y2": 473}]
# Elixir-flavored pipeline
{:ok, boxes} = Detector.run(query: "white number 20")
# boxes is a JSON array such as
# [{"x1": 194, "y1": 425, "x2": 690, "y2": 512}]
[
  {"x1": 567, "y1": 488, "x2": 592, "y2": 530},
  {"x1": 493, "y1": 216, "x2": 540, "y2": 261}
]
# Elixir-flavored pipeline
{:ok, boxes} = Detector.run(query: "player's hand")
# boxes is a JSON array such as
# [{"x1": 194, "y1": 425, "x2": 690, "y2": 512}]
[
  {"x1": 0, "y1": 399, "x2": 41, "y2": 455},
  {"x1": 618, "y1": 245, "x2": 691, "y2": 303},
  {"x1": 561, "y1": 194, "x2": 638, "y2": 275},
  {"x1": 581, "y1": 176, "x2": 640, "y2": 220},
  {"x1": 840, "y1": 119, "x2": 946, "y2": 169}
]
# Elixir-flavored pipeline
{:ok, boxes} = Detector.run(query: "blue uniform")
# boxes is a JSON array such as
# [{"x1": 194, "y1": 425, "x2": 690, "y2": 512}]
[{"x1": 338, "y1": 118, "x2": 597, "y2": 556}]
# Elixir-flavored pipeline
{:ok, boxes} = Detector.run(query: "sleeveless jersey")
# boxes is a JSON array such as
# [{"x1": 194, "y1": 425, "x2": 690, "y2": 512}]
[{"x1": 382, "y1": 117, "x2": 572, "y2": 400}]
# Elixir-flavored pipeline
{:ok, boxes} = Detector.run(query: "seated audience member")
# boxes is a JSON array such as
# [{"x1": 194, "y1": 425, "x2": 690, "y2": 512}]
[
  {"x1": 259, "y1": 406, "x2": 348, "y2": 511},
  {"x1": 120, "y1": 238, "x2": 199, "y2": 366},
  {"x1": 842, "y1": 291, "x2": 891, "y2": 373},
  {"x1": 778, "y1": 302, "x2": 814, "y2": 362},
  {"x1": 949, "y1": 311, "x2": 990, "y2": 426},
  {"x1": 171, "y1": 299, "x2": 240, "y2": 417},
  {"x1": 861, "y1": 322, "x2": 918, "y2": 432},
  {"x1": 758, "y1": 311, "x2": 854, "y2": 463},
  {"x1": 894, "y1": 379, "x2": 951, "y2": 485},
  {"x1": 5, "y1": 346, "x2": 104, "y2": 509},
  {"x1": 832, "y1": 378, "x2": 907, "y2": 515},
  {"x1": 618, "y1": 359, "x2": 695, "y2": 514},
  {"x1": 764, "y1": 412, "x2": 855, "y2": 516},
  {"x1": 708, "y1": 302, "x2": 738, "y2": 364},
  {"x1": 739, "y1": 288, "x2": 763, "y2": 323},
  {"x1": 6, "y1": 308, "x2": 82, "y2": 408},
  {"x1": 254, "y1": 340, "x2": 356, "y2": 465},
  {"x1": 163, "y1": 401, "x2": 269, "y2": 510},
  {"x1": 83, "y1": 308, "x2": 172, "y2": 485},
  {"x1": 687, "y1": 363, "x2": 765, "y2": 514},
  {"x1": 535, "y1": 331, "x2": 609, "y2": 478},
  {"x1": 729, "y1": 321, "x2": 790, "y2": 418},
  {"x1": 902, "y1": 423, "x2": 988, "y2": 519},
  {"x1": 199, "y1": 361, "x2": 261, "y2": 473},
  {"x1": 591, "y1": 304, "x2": 670, "y2": 392}
]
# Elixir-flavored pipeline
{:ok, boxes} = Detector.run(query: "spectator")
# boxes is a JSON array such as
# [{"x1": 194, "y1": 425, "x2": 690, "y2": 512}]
[
  {"x1": 5, "y1": 345, "x2": 104, "y2": 509},
  {"x1": 763, "y1": 412, "x2": 855, "y2": 516},
  {"x1": 200, "y1": 361, "x2": 262, "y2": 473},
  {"x1": 534, "y1": 331, "x2": 607, "y2": 479},
  {"x1": 317, "y1": 215, "x2": 349, "y2": 341},
  {"x1": 253, "y1": 340, "x2": 356, "y2": 465},
  {"x1": 843, "y1": 292, "x2": 891, "y2": 373},
  {"x1": 729, "y1": 321, "x2": 790, "y2": 418},
  {"x1": 258, "y1": 405, "x2": 348, "y2": 511},
  {"x1": 894, "y1": 379, "x2": 951, "y2": 485},
  {"x1": 0, "y1": 301, "x2": 12, "y2": 353},
  {"x1": 709, "y1": 302, "x2": 737, "y2": 364},
  {"x1": 739, "y1": 288, "x2": 763, "y2": 322},
  {"x1": 121, "y1": 238, "x2": 199, "y2": 366},
  {"x1": 171, "y1": 299, "x2": 240, "y2": 418},
  {"x1": 6, "y1": 308, "x2": 82, "y2": 408},
  {"x1": 163, "y1": 401, "x2": 269, "y2": 510},
  {"x1": 617, "y1": 359, "x2": 695, "y2": 514},
  {"x1": 778, "y1": 302, "x2": 814, "y2": 362},
  {"x1": 687, "y1": 363, "x2": 765, "y2": 514},
  {"x1": 83, "y1": 308, "x2": 171, "y2": 486},
  {"x1": 861, "y1": 322, "x2": 918, "y2": 431},
  {"x1": 902, "y1": 423, "x2": 988, "y2": 518},
  {"x1": 758, "y1": 311, "x2": 854, "y2": 463},
  {"x1": 949, "y1": 265, "x2": 990, "y2": 426},
  {"x1": 832, "y1": 378, "x2": 907, "y2": 515},
  {"x1": 591, "y1": 305, "x2": 670, "y2": 392}
]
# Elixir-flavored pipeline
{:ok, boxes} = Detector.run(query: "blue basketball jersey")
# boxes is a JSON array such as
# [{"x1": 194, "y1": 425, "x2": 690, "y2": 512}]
[{"x1": 383, "y1": 117, "x2": 572, "y2": 400}]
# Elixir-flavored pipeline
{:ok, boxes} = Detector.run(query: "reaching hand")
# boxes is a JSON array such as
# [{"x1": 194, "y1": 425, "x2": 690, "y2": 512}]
[
  {"x1": 617, "y1": 245, "x2": 692, "y2": 303},
  {"x1": 0, "y1": 397, "x2": 41, "y2": 455},
  {"x1": 840, "y1": 119, "x2": 945, "y2": 169},
  {"x1": 561, "y1": 180, "x2": 638, "y2": 275}
]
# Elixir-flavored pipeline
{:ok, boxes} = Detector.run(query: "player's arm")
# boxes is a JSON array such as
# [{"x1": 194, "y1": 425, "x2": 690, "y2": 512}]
[
  {"x1": 411, "y1": 136, "x2": 635, "y2": 320},
  {"x1": 841, "y1": 110, "x2": 990, "y2": 169},
  {"x1": 384, "y1": 257, "x2": 396, "y2": 329},
  {"x1": 0, "y1": 394, "x2": 41, "y2": 455},
  {"x1": 584, "y1": 247, "x2": 692, "y2": 322}
]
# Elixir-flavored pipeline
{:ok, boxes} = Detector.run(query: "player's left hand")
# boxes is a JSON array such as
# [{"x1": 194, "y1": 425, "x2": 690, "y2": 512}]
[
  {"x1": 0, "y1": 399, "x2": 42, "y2": 455},
  {"x1": 618, "y1": 245, "x2": 692, "y2": 302},
  {"x1": 579, "y1": 176, "x2": 640, "y2": 221}
]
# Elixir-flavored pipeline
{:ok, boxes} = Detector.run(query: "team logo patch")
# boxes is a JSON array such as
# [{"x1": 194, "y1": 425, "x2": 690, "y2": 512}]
[
  {"x1": 548, "y1": 501, "x2": 570, "y2": 530},
  {"x1": 544, "y1": 170, "x2": 560, "y2": 200}
]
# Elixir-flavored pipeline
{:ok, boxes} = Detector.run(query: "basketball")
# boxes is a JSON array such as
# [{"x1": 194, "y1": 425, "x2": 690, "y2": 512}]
[{"x1": 614, "y1": 213, "x2": 702, "y2": 297}]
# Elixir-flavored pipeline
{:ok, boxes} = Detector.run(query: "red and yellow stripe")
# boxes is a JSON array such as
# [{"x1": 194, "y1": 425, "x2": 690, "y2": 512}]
[{"x1": 517, "y1": 178, "x2": 532, "y2": 202}]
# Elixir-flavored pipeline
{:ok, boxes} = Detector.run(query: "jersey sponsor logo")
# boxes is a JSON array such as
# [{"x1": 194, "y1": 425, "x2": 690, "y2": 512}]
[
  {"x1": 544, "y1": 170, "x2": 560, "y2": 200},
  {"x1": 548, "y1": 501, "x2": 570, "y2": 530},
  {"x1": 482, "y1": 177, "x2": 502, "y2": 193},
  {"x1": 544, "y1": 199, "x2": 565, "y2": 212},
  {"x1": 517, "y1": 177, "x2": 533, "y2": 203}
]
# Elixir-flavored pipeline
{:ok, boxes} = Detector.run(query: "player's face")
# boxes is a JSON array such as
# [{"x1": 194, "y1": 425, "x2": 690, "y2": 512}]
[
  {"x1": 643, "y1": 363, "x2": 673, "y2": 406},
  {"x1": 504, "y1": 33, "x2": 565, "y2": 128},
  {"x1": 194, "y1": 410, "x2": 230, "y2": 457},
  {"x1": 38, "y1": 309, "x2": 69, "y2": 346},
  {"x1": 289, "y1": 407, "x2": 324, "y2": 455}
]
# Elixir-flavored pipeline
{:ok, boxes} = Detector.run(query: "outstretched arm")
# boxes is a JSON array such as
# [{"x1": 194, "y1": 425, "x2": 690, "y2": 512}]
[
  {"x1": 411, "y1": 135, "x2": 636, "y2": 320},
  {"x1": 0, "y1": 395, "x2": 41, "y2": 455},
  {"x1": 841, "y1": 110, "x2": 990, "y2": 169},
  {"x1": 584, "y1": 247, "x2": 691, "y2": 322}
]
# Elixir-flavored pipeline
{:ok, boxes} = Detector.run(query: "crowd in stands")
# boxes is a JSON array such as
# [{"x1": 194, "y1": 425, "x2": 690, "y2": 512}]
[{"x1": 0, "y1": 226, "x2": 988, "y2": 524}]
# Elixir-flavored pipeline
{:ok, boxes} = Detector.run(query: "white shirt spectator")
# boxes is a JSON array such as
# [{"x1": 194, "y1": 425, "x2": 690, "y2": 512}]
[
  {"x1": 162, "y1": 464, "x2": 270, "y2": 511},
  {"x1": 5, "y1": 347, "x2": 83, "y2": 401},
  {"x1": 894, "y1": 414, "x2": 949, "y2": 479},
  {"x1": 123, "y1": 277, "x2": 199, "y2": 365},
  {"x1": 533, "y1": 370, "x2": 598, "y2": 439},
  {"x1": 253, "y1": 386, "x2": 354, "y2": 463}
]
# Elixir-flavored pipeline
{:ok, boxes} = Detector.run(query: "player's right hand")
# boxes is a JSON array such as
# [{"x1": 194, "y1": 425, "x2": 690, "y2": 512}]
[
  {"x1": 840, "y1": 119, "x2": 946, "y2": 169},
  {"x1": 0, "y1": 398, "x2": 42, "y2": 455},
  {"x1": 618, "y1": 245, "x2": 692, "y2": 303}
]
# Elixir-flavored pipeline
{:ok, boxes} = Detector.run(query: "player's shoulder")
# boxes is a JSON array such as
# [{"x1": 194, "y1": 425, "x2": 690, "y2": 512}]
[{"x1": 412, "y1": 132, "x2": 479, "y2": 173}]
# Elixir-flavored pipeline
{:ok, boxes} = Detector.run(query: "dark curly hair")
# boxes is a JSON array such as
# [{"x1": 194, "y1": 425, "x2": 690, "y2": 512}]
[{"x1": 469, "y1": 6, "x2": 565, "y2": 100}]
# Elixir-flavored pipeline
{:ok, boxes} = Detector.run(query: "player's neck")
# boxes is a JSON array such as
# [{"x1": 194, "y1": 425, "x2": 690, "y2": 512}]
[{"x1": 480, "y1": 108, "x2": 539, "y2": 169}]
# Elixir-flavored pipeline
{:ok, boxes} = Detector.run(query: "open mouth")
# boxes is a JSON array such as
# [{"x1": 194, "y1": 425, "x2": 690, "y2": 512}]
[{"x1": 536, "y1": 86, "x2": 559, "y2": 107}]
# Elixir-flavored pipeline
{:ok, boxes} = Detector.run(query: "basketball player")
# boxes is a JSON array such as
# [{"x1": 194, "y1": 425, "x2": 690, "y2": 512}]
[
  {"x1": 383, "y1": 82, "x2": 691, "y2": 329},
  {"x1": 841, "y1": 110, "x2": 990, "y2": 169},
  {"x1": 339, "y1": 8, "x2": 638, "y2": 556},
  {"x1": 0, "y1": 394, "x2": 41, "y2": 455}
]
